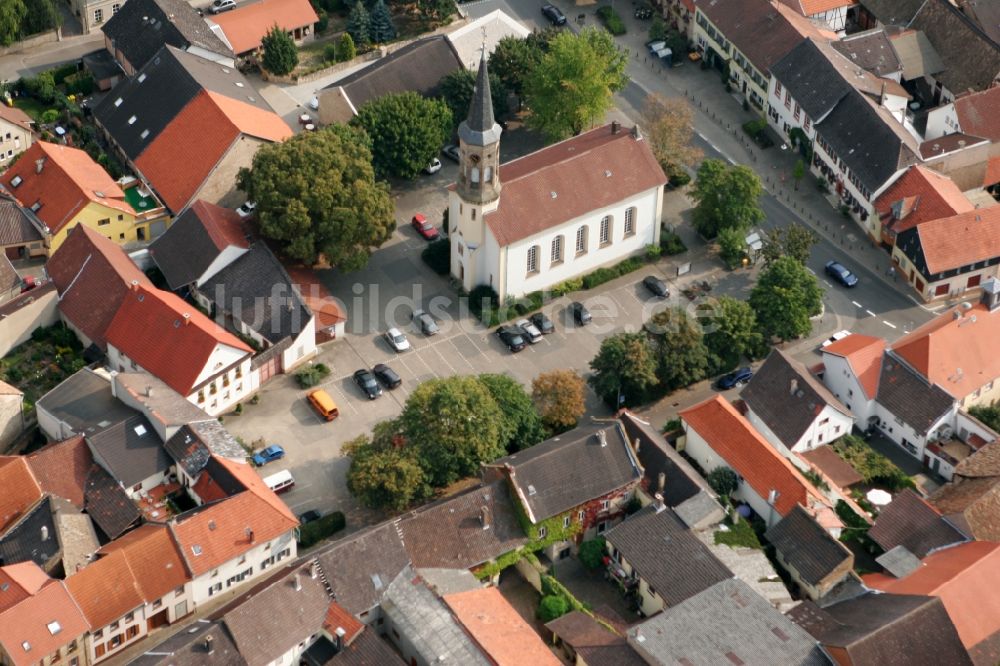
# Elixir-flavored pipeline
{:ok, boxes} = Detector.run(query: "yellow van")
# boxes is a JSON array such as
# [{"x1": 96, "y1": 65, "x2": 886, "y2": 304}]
[{"x1": 307, "y1": 389, "x2": 339, "y2": 421}]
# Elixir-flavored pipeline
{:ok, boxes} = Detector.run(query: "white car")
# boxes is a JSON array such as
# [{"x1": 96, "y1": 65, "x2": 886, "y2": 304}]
[
  {"x1": 308, "y1": 96, "x2": 319, "y2": 111},
  {"x1": 235, "y1": 201, "x2": 257, "y2": 218},
  {"x1": 384, "y1": 327, "x2": 410, "y2": 352},
  {"x1": 515, "y1": 318, "x2": 542, "y2": 344},
  {"x1": 821, "y1": 330, "x2": 851, "y2": 348},
  {"x1": 424, "y1": 158, "x2": 442, "y2": 175}
]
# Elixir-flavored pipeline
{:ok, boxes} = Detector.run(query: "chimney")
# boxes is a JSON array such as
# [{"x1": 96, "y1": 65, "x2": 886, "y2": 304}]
[
  {"x1": 789, "y1": 379, "x2": 799, "y2": 396},
  {"x1": 631, "y1": 124, "x2": 642, "y2": 141},
  {"x1": 245, "y1": 527, "x2": 254, "y2": 543},
  {"x1": 654, "y1": 492, "x2": 665, "y2": 513},
  {"x1": 205, "y1": 635, "x2": 214, "y2": 655},
  {"x1": 611, "y1": 120, "x2": 621, "y2": 134},
  {"x1": 657, "y1": 472, "x2": 666, "y2": 494},
  {"x1": 145, "y1": 385, "x2": 153, "y2": 398},
  {"x1": 40, "y1": 526, "x2": 48, "y2": 541},
  {"x1": 35, "y1": 158, "x2": 45, "y2": 174},
  {"x1": 293, "y1": 573, "x2": 302, "y2": 591},
  {"x1": 334, "y1": 626, "x2": 346, "y2": 651},
  {"x1": 633, "y1": 437, "x2": 641, "y2": 456},
  {"x1": 183, "y1": 312, "x2": 191, "y2": 324},
  {"x1": 480, "y1": 505, "x2": 491, "y2": 530},
  {"x1": 597, "y1": 430, "x2": 607, "y2": 447},
  {"x1": 981, "y1": 277, "x2": 1000, "y2": 311}
]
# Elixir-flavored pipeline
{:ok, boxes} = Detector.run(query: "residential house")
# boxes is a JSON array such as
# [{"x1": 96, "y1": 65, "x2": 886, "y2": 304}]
[
  {"x1": 765, "y1": 505, "x2": 854, "y2": 601},
  {"x1": 0, "y1": 562, "x2": 89, "y2": 666},
  {"x1": 149, "y1": 200, "x2": 249, "y2": 290},
  {"x1": 830, "y1": 27, "x2": 902, "y2": 79},
  {"x1": 104, "y1": 283, "x2": 255, "y2": 415},
  {"x1": 777, "y1": 0, "x2": 857, "y2": 32},
  {"x1": 660, "y1": 0, "x2": 696, "y2": 40},
  {"x1": 445, "y1": 10, "x2": 530, "y2": 70},
  {"x1": 0, "y1": 380, "x2": 23, "y2": 452},
  {"x1": 485, "y1": 421, "x2": 643, "y2": 561},
  {"x1": 679, "y1": 395, "x2": 839, "y2": 530},
  {"x1": 101, "y1": 0, "x2": 233, "y2": 74},
  {"x1": 627, "y1": 578, "x2": 828, "y2": 665},
  {"x1": 873, "y1": 164, "x2": 974, "y2": 250},
  {"x1": 742, "y1": 348, "x2": 854, "y2": 455},
  {"x1": 929, "y1": 439, "x2": 1000, "y2": 541},
  {"x1": 85, "y1": 412, "x2": 173, "y2": 497},
  {"x1": 70, "y1": 0, "x2": 120, "y2": 35},
  {"x1": 0, "y1": 105, "x2": 34, "y2": 166},
  {"x1": 864, "y1": 541, "x2": 1000, "y2": 662},
  {"x1": 788, "y1": 592, "x2": 973, "y2": 665},
  {"x1": 94, "y1": 45, "x2": 292, "y2": 214},
  {"x1": 82, "y1": 49, "x2": 125, "y2": 92},
  {"x1": 545, "y1": 610, "x2": 646, "y2": 666},
  {"x1": 128, "y1": 620, "x2": 244, "y2": 665},
  {"x1": 604, "y1": 502, "x2": 733, "y2": 617},
  {"x1": 925, "y1": 86, "x2": 1000, "y2": 144},
  {"x1": 869, "y1": 488, "x2": 965, "y2": 557},
  {"x1": 0, "y1": 456, "x2": 42, "y2": 535},
  {"x1": 451, "y1": 56, "x2": 666, "y2": 303},
  {"x1": 208, "y1": 0, "x2": 318, "y2": 58},
  {"x1": 0, "y1": 193, "x2": 47, "y2": 260},
  {"x1": 320, "y1": 628, "x2": 405, "y2": 666},
  {"x1": 316, "y1": 36, "x2": 464, "y2": 125},
  {"x1": 285, "y1": 266, "x2": 347, "y2": 342},
  {"x1": 3, "y1": 142, "x2": 161, "y2": 252},
  {"x1": 164, "y1": 419, "x2": 247, "y2": 490}
]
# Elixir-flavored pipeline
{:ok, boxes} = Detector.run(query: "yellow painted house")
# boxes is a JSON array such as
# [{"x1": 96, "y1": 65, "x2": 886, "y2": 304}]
[{"x1": 3, "y1": 141, "x2": 168, "y2": 253}]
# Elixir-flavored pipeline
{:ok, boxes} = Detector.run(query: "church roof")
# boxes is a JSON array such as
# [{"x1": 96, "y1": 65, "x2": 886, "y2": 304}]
[{"x1": 458, "y1": 49, "x2": 501, "y2": 147}]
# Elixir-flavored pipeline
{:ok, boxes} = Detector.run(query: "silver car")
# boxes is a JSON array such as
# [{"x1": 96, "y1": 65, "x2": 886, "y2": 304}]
[
  {"x1": 514, "y1": 318, "x2": 542, "y2": 344},
  {"x1": 412, "y1": 309, "x2": 439, "y2": 336},
  {"x1": 384, "y1": 327, "x2": 410, "y2": 352}
]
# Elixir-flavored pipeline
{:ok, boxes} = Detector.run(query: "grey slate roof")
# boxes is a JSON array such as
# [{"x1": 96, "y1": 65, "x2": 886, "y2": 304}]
[
  {"x1": 788, "y1": 593, "x2": 973, "y2": 666},
  {"x1": 325, "y1": 629, "x2": 405, "y2": 666},
  {"x1": 198, "y1": 243, "x2": 312, "y2": 344},
  {"x1": 0, "y1": 495, "x2": 59, "y2": 569},
  {"x1": 910, "y1": 0, "x2": 1000, "y2": 95},
  {"x1": 102, "y1": 0, "x2": 232, "y2": 73},
  {"x1": 149, "y1": 201, "x2": 247, "y2": 290},
  {"x1": 618, "y1": 411, "x2": 712, "y2": 507},
  {"x1": 889, "y1": 29, "x2": 945, "y2": 80},
  {"x1": 545, "y1": 611, "x2": 647, "y2": 666},
  {"x1": 742, "y1": 349, "x2": 851, "y2": 450},
  {"x1": 164, "y1": 423, "x2": 215, "y2": 477},
  {"x1": 0, "y1": 193, "x2": 43, "y2": 246},
  {"x1": 765, "y1": 505, "x2": 853, "y2": 586},
  {"x1": 876, "y1": 545, "x2": 922, "y2": 578},
  {"x1": 771, "y1": 39, "x2": 854, "y2": 122},
  {"x1": 495, "y1": 422, "x2": 642, "y2": 523},
  {"x1": 876, "y1": 352, "x2": 954, "y2": 435},
  {"x1": 605, "y1": 504, "x2": 732, "y2": 607},
  {"x1": 315, "y1": 522, "x2": 411, "y2": 616},
  {"x1": 831, "y1": 29, "x2": 902, "y2": 77},
  {"x1": 83, "y1": 463, "x2": 141, "y2": 540},
  {"x1": 115, "y1": 372, "x2": 210, "y2": 433},
  {"x1": 868, "y1": 488, "x2": 965, "y2": 557},
  {"x1": 36, "y1": 368, "x2": 138, "y2": 439},
  {"x1": 129, "y1": 620, "x2": 246, "y2": 665},
  {"x1": 458, "y1": 50, "x2": 502, "y2": 147},
  {"x1": 860, "y1": 0, "x2": 926, "y2": 25},
  {"x1": 95, "y1": 45, "x2": 270, "y2": 162},
  {"x1": 397, "y1": 481, "x2": 528, "y2": 570},
  {"x1": 82, "y1": 49, "x2": 124, "y2": 81},
  {"x1": 85, "y1": 414, "x2": 172, "y2": 488},
  {"x1": 627, "y1": 579, "x2": 827, "y2": 666}
]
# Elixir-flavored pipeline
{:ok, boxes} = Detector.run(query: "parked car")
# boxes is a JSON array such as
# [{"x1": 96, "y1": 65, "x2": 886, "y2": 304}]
[
  {"x1": 384, "y1": 327, "x2": 410, "y2": 352},
  {"x1": 821, "y1": 330, "x2": 851, "y2": 348},
  {"x1": 412, "y1": 308, "x2": 439, "y2": 336},
  {"x1": 442, "y1": 144, "x2": 461, "y2": 162},
  {"x1": 642, "y1": 275, "x2": 670, "y2": 298},
  {"x1": 515, "y1": 318, "x2": 543, "y2": 344},
  {"x1": 496, "y1": 325, "x2": 527, "y2": 352},
  {"x1": 424, "y1": 158, "x2": 442, "y2": 174},
  {"x1": 307, "y1": 389, "x2": 339, "y2": 421},
  {"x1": 542, "y1": 3, "x2": 567, "y2": 25},
  {"x1": 251, "y1": 444, "x2": 285, "y2": 466},
  {"x1": 353, "y1": 369, "x2": 383, "y2": 400},
  {"x1": 235, "y1": 200, "x2": 256, "y2": 218},
  {"x1": 298, "y1": 510, "x2": 322, "y2": 524},
  {"x1": 717, "y1": 367, "x2": 753, "y2": 390},
  {"x1": 530, "y1": 312, "x2": 555, "y2": 335},
  {"x1": 570, "y1": 302, "x2": 592, "y2": 325},
  {"x1": 373, "y1": 363, "x2": 402, "y2": 389},
  {"x1": 208, "y1": 0, "x2": 236, "y2": 13},
  {"x1": 825, "y1": 260, "x2": 859, "y2": 287},
  {"x1": 411, "y1": 213, "x2": 439, "y2": 241}
]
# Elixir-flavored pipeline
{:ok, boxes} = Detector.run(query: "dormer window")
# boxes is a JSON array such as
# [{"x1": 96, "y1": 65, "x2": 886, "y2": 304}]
[
  {"x1": 128, "y1": 115, "x2": 137, "y2": 125},
  {"x1": 30, "y1": 201, "x2": 41, "y2": 212},
  {"x1": 10, "y1": 175, "x2": 21, "y2": 188},
  {"x1": 140, "y1": 129, "x2": 150, "y2": 140},
  {"x1": 137, "y1": 73, "x2": 146, "y2": 83},
  {"x1": 114, "y1": 97, "x2": 123, "y2": 107}
]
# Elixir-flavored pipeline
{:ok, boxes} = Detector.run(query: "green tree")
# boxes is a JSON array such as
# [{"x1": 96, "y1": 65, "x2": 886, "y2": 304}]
[
  {"x1": 346, "y1": 0, "x2": 370, "y2": 49},
  {"x1": 352, "y1": 91, "x2": 452, "y2": 179},
  {"x1": 260, "y1": 25, "x2": 299, "y2": 76},
  {"x1": 0, "y1": 0, "x2": 25, "y2": 46},
  {"x1": 537, "y1": 595, "x2": 570, "y2": 622},
  {"x1": 760, "y1": 223, "x2": 818, "y2": 267},
  {"x1": 717, "y1": 226, "x2": 746, "y2": 269},
  {"x1": 645, "y1": 307, "x2": 709, "y2": 392},
  {"x1": 531, "y1": 369, "x2": 587, "y2": 433},
  {"x1": 368, "y1": 0, "x2": 395, "y2": 43},
  {"x1": 479, "y1": 373, "x2": 545, "y2": 452},
  {"x1": 577, "y1": 537, "x2": 606, "y2": 569},
  {"x1": 344, "y1": 435, "x2": 428, "y2": 511},
  {"x1": 23, "y1": 71, "x2": 55, "y2": 103},
  {"x1": 21, "y1": 0, "x2": 59, "y2": 36},
  {"x1": 706, "y1": 466, "x2": 738, "y2": 498},
  {"x1": 524, "y1": 27, "x2": 629, "y2": 141},
  {"x1": 792, "y1": 158, "x2": 805, "y2": 191},
  {"x1": 237, "y1": 124, "x2": 394, "y2": 270},
  {"x1": 648, "y1": 15, "x2": 667, "y2": 41},
  {"x1": 701, "y1": 296, "x2": 763, "y2": 372},
  {"x1": 489, "y1": 34, "x2": 543, "y2": 101},
  {"x1": 970, "y1": 402, "x2": 1000, "y2": 433},
  {"x1": 589, "y1": 332, "x2": 659, "y2": 407},
  {"x1": 642, "y1": 94, "x2": 702, "y2": 185},
  {"x1": 438, "y1": 68, "x2": 508, "y2": 129},
  {"x1": 335, "y1": 32, "x2": 357, "y2": 62},
  {"x1": 416, "y1": 0, "x2": 454, "y2": 23},
  {"x1": 401, "y1": 377, "x2": 507, "y2": 487},
  {"x1": 750, "y1": 256, "x2": 823, "y2": 341},
  {"x1": 690, "y1": 159, "x2": 765, "y2": 238}
]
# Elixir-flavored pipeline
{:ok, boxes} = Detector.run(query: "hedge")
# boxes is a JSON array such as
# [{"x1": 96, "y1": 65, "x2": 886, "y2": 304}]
[
  {"x1": 596, "y1": 5, "x2": 627, "y2": 34},
  {"x1": 295, "y1": 363, "x2": 331, "y2": 388},
  {"x1": 421, "y1": 238, "x2": 450, "y2": 275},
  {"x1": 297, "y1": 511, "x2": 346, "y2": 548}
]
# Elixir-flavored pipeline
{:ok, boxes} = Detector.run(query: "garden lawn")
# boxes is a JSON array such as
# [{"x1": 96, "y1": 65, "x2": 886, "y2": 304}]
[
  {"x1": 12, "y1": 97, "x2": 52, "y2": 123},
  {"x1": 0, "y1": 325, "x2": 86, "y2": 407}
]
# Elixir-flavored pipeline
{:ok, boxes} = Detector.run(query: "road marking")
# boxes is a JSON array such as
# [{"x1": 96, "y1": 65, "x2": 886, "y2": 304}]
[
  {"x1": 851, "y1": 301, "x2": 862, "y2": 308},
  {"x1": 866, "y1": 309, "x2": 876, "y2": 317},
  {"x1": 449, "y1": 338, "x2": 476, "y2": 371},
  {"x1": 805, "y1": 267, "x2": 815, "y2": 275},
  {"x1": 883, "y1": 320, "x2": 897, "y2": 329},
  {"x1": 433, "y1": 346, "x2": 459, "y2": 375},
  {"x1": 822, "y1": 280, "x2": 833, "y2": 287},
  {"x1": 695, "y1": 130, "x2": 737, "y2": 165}
]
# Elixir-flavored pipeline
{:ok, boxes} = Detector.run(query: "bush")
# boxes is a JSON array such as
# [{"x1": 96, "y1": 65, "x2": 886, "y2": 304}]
[
  {"x1": 50, "y1": 63, "x2": 79, "y2": 85},
  {"x1": 63, "y1": 72, "x2": 95, "y2": 96},
  {"x1": 324, "y1": 43, "x2": 338, "y2": 63},
  {"x1": 831, "y1": 435, "x2": 915, "y2": 491},
  {"x1": 596, "y1": 5, "x2": 627, "y2": 34},
  {"x1": 713, "y1": 517, "x2": 762, "y2": 549},
  {"x1": 663, "y1": 161, "x2": 691, "y2": 187},
  {"x1": 551, "y1": 278, "x2": 583, "y2": 297},
  {"x1": 537, "y1": 594, "x2": 570, "y2": 622},
  {"x1": 295, "y1": 362, "x2": 331, "y2": 388},
  {"x1": 741, "y1": 118, "x2": 767, "y2": 138},
  {"x1": 315, "y1": 8, "x2": 329, "y2": 33},
  {"x1": 40, "y1": 109, "x2": 59, "y2": 124},
  {"x1": 645, "y1": 243, "x2": 662, "y2": 260},
  {"x1": 336, "y1": 32, "x2": 357, "y2": 62},
  {"x1": 660, "y1": 230, "x2": 687, "y2": 255},
  {"x1": 706, "y1": 466, "x2": 739, "y2": 497},
  {"x1": 582, "y1": 267, "x2": 617, "y2": 290},
  {"x1": 297, "y1": 511, "x2": 346, "y2": 548},
  {"x1": 578, "y1": 537, "x2": 606, "y2": 569},
  {"x1": 421, "y1": 238, "x2": 450, "y2": 275}
]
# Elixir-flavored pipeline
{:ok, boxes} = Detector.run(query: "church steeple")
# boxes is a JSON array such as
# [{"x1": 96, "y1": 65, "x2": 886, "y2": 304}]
[{"x1": 457, "y1": 48, "x2": 502, "y2": 204}]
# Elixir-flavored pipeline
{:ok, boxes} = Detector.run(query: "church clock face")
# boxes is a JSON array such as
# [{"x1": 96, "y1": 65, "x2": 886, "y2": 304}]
[{"x1": 470, "y1": 154, "x2": 481, "y2": 164}]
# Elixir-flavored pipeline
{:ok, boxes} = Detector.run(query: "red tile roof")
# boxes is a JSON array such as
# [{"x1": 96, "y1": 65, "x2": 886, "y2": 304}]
[
  {"x1": 323, "y1": 601, "x2": 364, "y2": 643},
  {"x1": 192, "y1": 469, "x2": 231, "y2": 504},
  {"x1": 444, "y1": 587, "x2": 562, "y2": 666},
  {"x1": 212, "y1": 456, "x2": 298, "y2": 524},
  {"x1": 679, "y1": 396, "x2": 830, "y2": 517},
  {"x1": 25, "y1": 436, "x2": 93, "y2": 508},
  {"x1": 777, "y1": 0, "x2": 856, "y2": 15},
  {"x1": 0, "y1": 105, "x2": 34, "y2": 131},
  {"x1": 47, "y1": 224, "x2": 153, "y2": 349},
  {"x1": 984, "y1": 157, "x2": 1000, "y2": 187},
  {"x1": 484, "y1": 124, "x2": 666, "y2": 246},
  {"x1": 875, "y1": 166, "x2": 974, "y2": 234},
  {"x1": 135, "y1": 91, "x2": 291, "y2": 213},
  {"x1": 0, "y1": 562, "x2": 47, "y2": 613},
  {"x1": 105, "y1": 283, "x2": 252, "y2": 395},
  {"x1": 97, "y1": 524, "x2": 190, "y2": 603},
  {"x1": 822, "y1": 334, "x2": 886, "y2": 399},
  {"x1": 0, "y1": 572, "x2": 89, "y2": 666},
  {"x1": 286, "y1": 265, "x2": 346, "y2": 329},
  {"x1": 188, "y1": 199, "x2": 250, "y2": 251},
  {"x1": 65, "y1": 549, "x2": 145, "y2": 629},
  {"x1": 864, "y1": 541, "x2": 1000, "y2": 650},
  {"x1": 3, "y1": 142, "x2": 133, "y2": 235},
  {"x1": 955, "y1": 87, "x2": 1000, "y2": 142},
  {"x1": 0, "y1": 457, "x2": 42, "y2": 533},
  {"x1": 800, "y1": 446, "x2": 864, "y2": 488},
  {"x1": 915, "y1": 206, "x2": 1000, "y2": 274},
  {"x1": 210, "y1": 0, "x2": 319, "y2": 54}
]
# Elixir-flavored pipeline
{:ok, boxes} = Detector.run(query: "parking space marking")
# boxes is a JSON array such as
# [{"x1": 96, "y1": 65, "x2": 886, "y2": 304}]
[
  {"x1": 433, "y1": 345, "x2": 459, "y2": 375},
  {"x1": 883, "y1": 320, "x2": 897, "y2": 329},
  {"x1": 806, "y1": 267, "x2": 816, "y2": 275},
  {"x1": 822, "y1": 280, "x2": 833, "y2": 288},
  {"x1": 866, "y1": 309, "x2": 876, "y2": 317},
  {"x1": 447, "y1": 337, "x2": 477, "y2": 371},
  {"x1": 852, "y1": 301, "x2": 863, "y2": 308}
]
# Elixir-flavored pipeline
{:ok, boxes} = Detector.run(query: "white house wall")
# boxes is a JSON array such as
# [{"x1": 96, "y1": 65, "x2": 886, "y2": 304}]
[
  {"x1": 925, "y1": 102, "x2": 959, "y2": 140},
  {"x1": 820, "y1": 353, "x2": 876, "y2": 423},
  {"x1": 281, "y1": 316, "x2": 317, "y2": 371},
  {"x1": 194, "y1": 245, "x2": 249, "y2": 287},
  {"x1": 188, "y1": 531, "x2": 297, "y2": 606}
]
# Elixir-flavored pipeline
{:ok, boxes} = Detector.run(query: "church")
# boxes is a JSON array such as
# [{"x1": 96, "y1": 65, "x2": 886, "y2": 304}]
[{"x1": 449, "y1": 52, "x2": 669, "y2": 303}]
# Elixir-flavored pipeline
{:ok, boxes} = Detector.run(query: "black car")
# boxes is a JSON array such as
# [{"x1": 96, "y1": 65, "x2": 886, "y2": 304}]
[
  {"x1": 542, "y1": 3, "x2": 567, "y2": 25},
  {"x1": 643, "y1": 275, "x2": 669, "y2": 298},
  {"x1": 442, "y1": 144, "x2": 460, "y2": 162},
  {"x1": 529, "y1": 312, "x2": 555, "y2": 335},
  {"x1": 717, "y1": 367, "x2": 753, "y2": 390},
  {"x1": 298, "y1": 510, "x2": 322, "y2": 524},
  {"x1": 570, "y1": 302, "x2": 592, "y2": 325},
  {"x1": 353, "y1": 368, "x2": 383, "y2": 399},
  {"x1": 373, "y1": 363, "x2": 402, "y2": 389},
  {"x1": 496, "y1": 325, "x2": 527, "y2": 352},
  {"x1": 825, "y1": 260, "x2": 859, "y2": 287}
]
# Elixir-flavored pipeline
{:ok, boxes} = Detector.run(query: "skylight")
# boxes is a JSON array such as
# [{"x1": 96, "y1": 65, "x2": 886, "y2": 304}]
[
  {"x1": 134, "y1": 424, "x2": 147, "y2": 436},
  {"x1": 114, "y1": 97, "x2": 123, "y2": 107},
  {"x1": 192, "y1": 544, "x2": 203, "y2": 556},
  {"x1": 128, "y1": 115, "x2": 137, "y2": 125},
  {"x1": 140, "y1": 129, "x2": 150, "y2": 140},
  {"x1": 47, "y1": 621, "x2": 61, "y2": 635},
  {"x1": 137, "y1": 73, "x2": 147, "y2": 83}
]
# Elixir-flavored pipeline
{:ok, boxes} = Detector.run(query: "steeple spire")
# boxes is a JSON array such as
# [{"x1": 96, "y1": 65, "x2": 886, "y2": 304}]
[{"x1": 459, "y1": 48, "x2": 502, "y2": 147}]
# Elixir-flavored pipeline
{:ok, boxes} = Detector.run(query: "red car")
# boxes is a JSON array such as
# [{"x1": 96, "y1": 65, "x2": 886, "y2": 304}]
[{"x1": 411, "y1": 214, "x2": 439, "y2": 241}]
